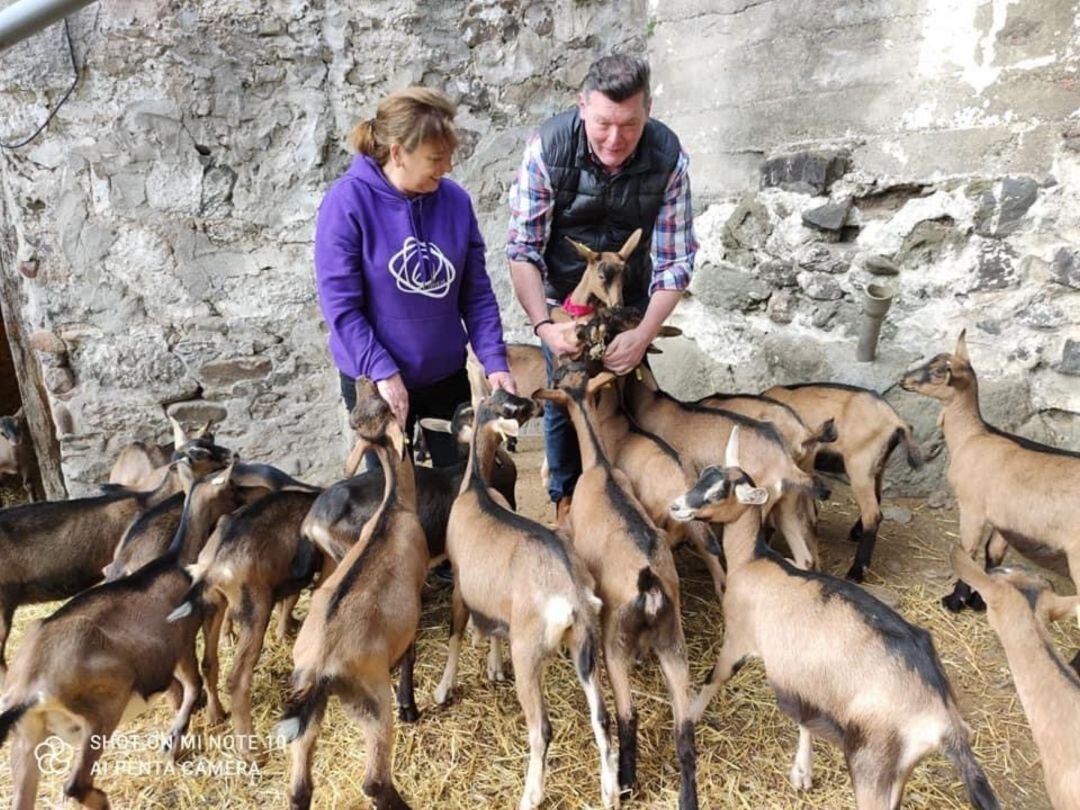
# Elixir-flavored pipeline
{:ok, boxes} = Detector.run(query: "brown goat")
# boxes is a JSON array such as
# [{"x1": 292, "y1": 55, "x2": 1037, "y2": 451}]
[
  {"x1": 670, "y1": 429, "x2": 998, "y2": 810},
  {"x1": 537, "y1": 360, "x2": 698, "y2": 810},
  {"x1": 276, "y1": 379, "x2": 427, "y2": 810},
  {"x1": 951, "y1": 549, "x2": 1080, "y2": 808},
  {"x1": 0, "y1": 409, "x2": 34, "y2": 502},
  {"x1": 763, "y1": 382, "x2": 923, "y2": 582},
  {"x1": 558, "y1": 229, "x2": 642, "y2": 314},
  {"x1": 108, "y1": 418, "x2": 223, "y2": 492},
  {"x1": 432, "y1": 389, "x2": 619, "y2": 810},
  {"x1": 0, "y1": 460, "x2": 251, "y2": 810},
  {"x1": 623, "y1": 364, "x2": 827, "y2": 571},
  {"x1": 588, "y1": 375, "x2": 727, "y2": 599},
  {"x1": 0, "y1": 469, "x2": 186, "y2": 677},
  {"x1": 169, "y1": 486, "x2": 322, "y2": 762},
  {"x1": 901, "y1": 331, "x2": 1080, "y2": 616}
]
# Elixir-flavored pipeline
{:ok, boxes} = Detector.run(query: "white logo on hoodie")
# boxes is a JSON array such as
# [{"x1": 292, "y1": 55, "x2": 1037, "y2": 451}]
[{"x1": 389, "y1": 237, "x2": 456, "y2": 299}]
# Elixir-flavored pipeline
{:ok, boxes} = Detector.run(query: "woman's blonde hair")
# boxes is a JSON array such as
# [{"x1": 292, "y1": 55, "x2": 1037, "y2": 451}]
[{"x1": 347, "y1": 87, "x2": 458, "y2": 162}]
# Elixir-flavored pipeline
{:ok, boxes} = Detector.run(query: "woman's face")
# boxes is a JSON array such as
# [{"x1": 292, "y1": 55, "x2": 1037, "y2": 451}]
[{"x1": 389, "y1": 138, "x2": 453, "y2": 194}]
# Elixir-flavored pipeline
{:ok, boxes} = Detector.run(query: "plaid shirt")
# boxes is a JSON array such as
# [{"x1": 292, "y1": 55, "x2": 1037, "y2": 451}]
[{"x1": 506, "y1": 133, "x2": 698, "y2": 296}]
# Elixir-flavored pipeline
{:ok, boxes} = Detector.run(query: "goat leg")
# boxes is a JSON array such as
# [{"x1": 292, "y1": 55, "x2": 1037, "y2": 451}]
[
  {"x1": 11, "y1": 711, "x2": 46, "y2": 810},
  {"x1": 0, "y1": 597, "x2": 14, "y2": 680},
  {"x1": 353, "y1": 675, "x2": 411, "y2": 810},
  {"x1": 511, "y1": 639, "x2": 550, "y2": 810},
  {"x1": 657, "y1": 640, "x2": 698, "y2": 810},
  {"x1": 163, "y1": 648, "x2": 203, "y2": 761},
  {"x1": 228, "y1": 595, "x2": 272, "y2": 764},
  {"x1": 846, "y1": 478, "x2": 882, "y2": 583},
  {"x1": 286, "y1": 690, "x2": 329, "y2": 810},
  {"x1": 395, "y1": 643, "x2": 420, "y2": 723},
  {"x1": 789, "y1": 725, "x2": 814, "y2": 790},
  {"x1": 571, "y1": 626, "x2": 619, "y2": 808},
  {"x1": 276, "y1": 594, "x2": 300, "y2": 642},
  {"x1": 65, "y1": 710, "x2": 124, "y2": 810},
  {"x1": 200, "y1": 597, "x2": 228, "y2": 724},
  {"x1": 604, "y1": 635, "x2": 637, "y2": 796},
  {"x1": 691, "y1": 622, "x2": 753, "y2": 722},
  {"x1": 943, "y1": 513, "x2": 988, "y2": 613},
  {"x1": 433, "y1": 586, "x2": 468, "y2": 705},
  {"x1": 486, "y1": 636, "x2": 506, "y2": 683}
]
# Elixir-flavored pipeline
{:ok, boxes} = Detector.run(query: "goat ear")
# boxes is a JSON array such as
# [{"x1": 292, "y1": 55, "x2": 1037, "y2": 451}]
[
  {"x1": 387, "y1": 420, "x2": 406, "y2": 460},
  {"x1": 193, "y1": 420, "x2": 213, "y2": 439},
  {"x1": 176, "y1": 459, "x2": 196, "y2": 494},
  {"x1": 618, "y1": 228, "x2": 643, "y2": 260},
  {"x1": 532, "y1": 387, "x2": 570, "y2": 407},
  {"x1": 735, "y1": 483, "x2": 769, "y2": 505},
  {"x1": 646, "y1": 345, "x2": 663, "y2": 354},
  {"x1": 656, "y1": 325, "x2": 682, "y2": 338},
  {"x1": 344, "y1": 439, "x2": 367, "y2": 477},
  {"x1": 1044, "y1": 594, "x2": 1080, "y2": 624},
  {"x1": 949, "y1": 546, "x2": 997, "y2": 596},
  {"x1": 954, "y1": 330, "x2": 970, "y2": 364},
  {"x1": 585, "y1": 371, "x2": 616, "y2": 395},
  {"x1": 565, "y1": 236, "x2": 598, "y2": 262},
  {"x1": 170, "y1": 416, "x2": 188, "y2": 447},
  {"x1": 418, "y1": 418, "x2": 453, "y2": 434}
]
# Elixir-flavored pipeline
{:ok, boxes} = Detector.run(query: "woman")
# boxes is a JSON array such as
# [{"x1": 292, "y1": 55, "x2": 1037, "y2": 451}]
[{"x1": 315, "y1": 87, "x2": 515, "y2": 468}]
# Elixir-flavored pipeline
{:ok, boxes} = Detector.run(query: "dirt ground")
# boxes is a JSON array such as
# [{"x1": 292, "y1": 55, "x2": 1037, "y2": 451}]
[{"x1": 0, "y1": 438, "x2": 1068, "y2": 808}]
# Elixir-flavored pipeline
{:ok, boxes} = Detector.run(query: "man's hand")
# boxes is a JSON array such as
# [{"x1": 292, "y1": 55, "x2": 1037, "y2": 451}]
[
  {"x1": 537, "y1": 321, "x2": 580, "y2": 357},
  {"x1": 487, "y1": 371, "x2": 518, "y2": 394},
  {"x1": 376, "y1": 373, "x2": 410, "y2": 426},
  {"x1": 604, "y1": 326, "x2": 653, "y2": 375}
]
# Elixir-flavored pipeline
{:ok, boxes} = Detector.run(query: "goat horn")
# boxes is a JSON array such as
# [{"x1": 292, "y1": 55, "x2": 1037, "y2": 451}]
[{"x1": 725, "y1": 427, "x2": 741, "y2": 468}]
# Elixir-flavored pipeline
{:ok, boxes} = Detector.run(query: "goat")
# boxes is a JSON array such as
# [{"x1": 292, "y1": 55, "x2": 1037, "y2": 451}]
[
  {"x1": 670, "y1": 429, "x2": 999, "y2": 810},
  {"x1": 431, "y1": 388, "x2": 620, "y2": 810},
  {"x1": 0, "y1": 409, "x2": 34, "y2": 502},
  {"x1": 0, "y1": 460, "x2": 250, "y2": 810},
  {"x1": 900, "y1": 331, "x2": 1080, "y2": 616},
  {"x1": 108, "y1": 418, "x2": 226, "y2": 492},
  {"x1": 168, "y1": 485, "x2": 323, "y2": 763},
  {"x1": 304, "y1": 402, "x2": 516, "y2": 567},
  {"x1": 467, "y1": 343, "x2": 547, "y2": 409},
  {"x1": 276, "y1": 378, "x2": 428, "y2": 810},
  {"x1": 693, "y1": 393, "x2": 836, "y2": 471},
  {"x1": 950, "y1": 549, "x2": 1080, "y2": 808},
  {"x1": 587, "y1": 373, "x2": 727, "y2": 599},
  {"x1": 536, "y1": 360, "x2": 698, "y2": 809},
  {"x1": 764, "y1": 381, "x2": 923, "y2": 581},
  {"x1": 623, "y1": 363, "x2": 827, "y2": 571},
  {"x1": 0, "y1": 467, "x2": 187, "y2": 677}
]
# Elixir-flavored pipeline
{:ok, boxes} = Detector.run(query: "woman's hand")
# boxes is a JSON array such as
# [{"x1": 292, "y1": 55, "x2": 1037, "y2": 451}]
[
  {"x1": 376, "y1": 373, "x2": 410, "y2": 426},
  {"x1": 488, "y1": 371, "x2": 518, "y2": 395}
]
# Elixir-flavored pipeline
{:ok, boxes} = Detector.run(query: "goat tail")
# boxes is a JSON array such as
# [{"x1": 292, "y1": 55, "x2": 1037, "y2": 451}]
[
  {"x1": 167, "y1": 580, "x2": 206, "y2": 624},
  {"x1": 274, "y1": 674, "x2": 332, "y2": 744},
  {"x1": 901, "y1": 425, "x2": 924, "y2": 470},
  {"x1": 636, "y1": 567, "x2": 670, "y2": 623},
  {"x1": 0, "y1": 698, "x2": 36, "y2": 748},
  {"x1": 944, "y1": 729, "x2": 999, "y2": 810},
  {"x1": 543, "y1": 596, "x2": 576, "y2": 649}
]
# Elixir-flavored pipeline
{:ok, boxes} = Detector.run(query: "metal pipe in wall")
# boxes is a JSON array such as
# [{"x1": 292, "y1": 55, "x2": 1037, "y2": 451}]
[{"x1": 0, "y1": 0, "x2": 95, "y2": 53}]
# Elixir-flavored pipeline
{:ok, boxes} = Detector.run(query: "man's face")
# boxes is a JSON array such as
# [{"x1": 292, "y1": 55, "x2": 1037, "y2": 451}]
[{"x1": 577, "y1": 89, "x2": 649, "y2": 171}]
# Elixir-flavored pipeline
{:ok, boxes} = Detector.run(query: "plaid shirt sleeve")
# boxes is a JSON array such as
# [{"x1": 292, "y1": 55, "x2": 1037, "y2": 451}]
[
  {"x1": 505, "y1": 133, "x2": 553, "y2": 274},
  {"x1": 650, "y1": 150, "x2": 698, "y2": 294}
]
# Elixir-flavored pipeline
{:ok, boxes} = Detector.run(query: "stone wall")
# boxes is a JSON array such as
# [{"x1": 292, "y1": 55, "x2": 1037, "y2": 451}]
[
  {"x1": 0, "y1": 0, "x2": 645, "y2": 494},
  {"x1": 0, "y1": 0, "x2": 1077, "y2": 496},
  {"x1": 648, "y1": 0, "x2": 1080, "y2": 493}
]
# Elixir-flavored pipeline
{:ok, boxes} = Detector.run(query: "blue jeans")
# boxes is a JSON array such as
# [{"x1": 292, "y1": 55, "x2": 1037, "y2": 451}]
[{"x1": 541, "y1": 343, "x2": 581, "y2": 503}]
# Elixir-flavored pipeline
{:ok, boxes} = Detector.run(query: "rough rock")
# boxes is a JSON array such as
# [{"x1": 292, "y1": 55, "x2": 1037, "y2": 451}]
[
  {"x1": 802, "y1": 198, "x2": 851, "y2": 232},
  {"x1": 1060, "y1": 340, "x2": 1080, "y2": 376},
  {"x1": 1050, "y1": 247, "x2": 1080, "y2": 289},
  {"x1": 760, "y1": 149, "x2": 850, "y2": 195}
]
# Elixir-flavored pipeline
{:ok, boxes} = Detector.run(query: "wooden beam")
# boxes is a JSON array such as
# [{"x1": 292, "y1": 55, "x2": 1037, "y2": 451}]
[{"x1": 0, "y1": 161, "x2": 66, "y2": 500}]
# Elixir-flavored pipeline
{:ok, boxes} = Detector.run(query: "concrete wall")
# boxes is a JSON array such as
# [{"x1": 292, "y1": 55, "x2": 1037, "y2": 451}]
[{"x1": 0, "y1": 0, "x2": 1076, "y2": 495}]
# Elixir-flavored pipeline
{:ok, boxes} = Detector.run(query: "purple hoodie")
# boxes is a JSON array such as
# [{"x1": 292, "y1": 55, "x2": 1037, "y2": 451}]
[{"x1": 314, "y1": 155, "x2": 509, "y2": 389}]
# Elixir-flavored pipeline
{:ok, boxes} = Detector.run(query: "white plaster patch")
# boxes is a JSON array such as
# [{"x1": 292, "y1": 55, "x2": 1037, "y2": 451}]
[{"x1": 918, "y1": 0, "x2": 1019, "y2": 94}]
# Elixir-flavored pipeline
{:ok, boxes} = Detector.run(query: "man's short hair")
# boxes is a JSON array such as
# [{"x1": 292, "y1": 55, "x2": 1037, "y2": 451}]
[{"x1": 582, "y1": 55, "x2": 651, "y2": 104}]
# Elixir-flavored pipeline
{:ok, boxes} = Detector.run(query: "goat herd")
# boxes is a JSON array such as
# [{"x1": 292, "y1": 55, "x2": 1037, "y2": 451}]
[{"x1": 0, "y1": 268, "x2": 1078, "y2": 810}]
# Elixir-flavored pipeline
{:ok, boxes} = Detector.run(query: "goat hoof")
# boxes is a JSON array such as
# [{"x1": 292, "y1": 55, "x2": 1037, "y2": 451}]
[
  {"x1": 941, "y1": 591, "x2": 967, "y2": 613},
  {"x1": 398, "y1": 704, "x2": 420, "y2": 723},
  {"x1": 789, "y1": 763, "x2": 813, "y2": 791},
  {"x1": 964, "y1": 590, "x2": 987, "y2": 612},
  {"x1": 845, "y1": 564, "x2": 865, "y2": 583},
  {"x1": 432, "y1": 687, "x2": 453, "y2": 706}
]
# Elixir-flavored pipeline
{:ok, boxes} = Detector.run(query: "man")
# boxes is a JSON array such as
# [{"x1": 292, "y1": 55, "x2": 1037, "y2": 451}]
[{"x1": 506, "y1": 54, "x2": 698, "y2": 516}]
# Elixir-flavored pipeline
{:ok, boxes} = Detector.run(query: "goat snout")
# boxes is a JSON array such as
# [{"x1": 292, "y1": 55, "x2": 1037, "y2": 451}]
[{"x1": 669, "y1": 497, "x2": 697, "y2": 522}]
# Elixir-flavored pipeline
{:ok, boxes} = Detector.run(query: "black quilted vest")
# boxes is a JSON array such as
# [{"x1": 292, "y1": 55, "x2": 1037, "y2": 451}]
[{"x1": 539, "y1": 108, "x2": 682, "y2": 311}]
